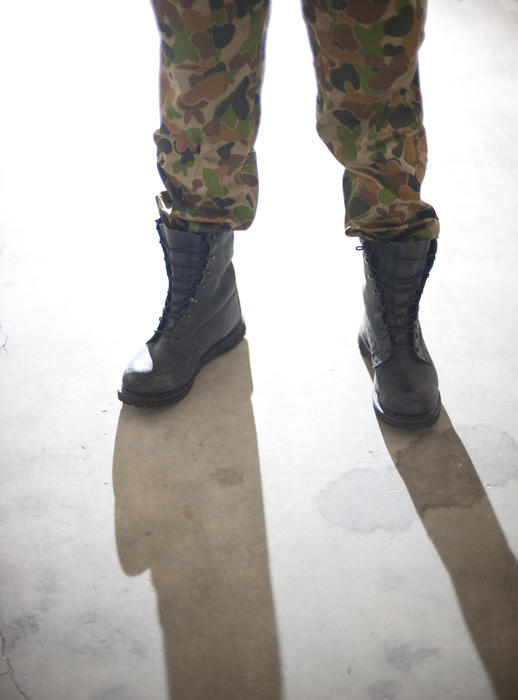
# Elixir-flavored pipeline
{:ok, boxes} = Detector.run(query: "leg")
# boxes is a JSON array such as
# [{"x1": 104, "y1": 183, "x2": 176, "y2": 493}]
[
  {"x1": 302, "y1": 0, "x2": 438, "y2": 242},
  {"x1": 118, "y1": 0, "x2": 270, "y2": 407},
  {"x1": 153, "y1": 0, "x2": 270, "y2": 233},
  {"x1": 302, "y1": 0, "x2": 441, "y2": 427}
]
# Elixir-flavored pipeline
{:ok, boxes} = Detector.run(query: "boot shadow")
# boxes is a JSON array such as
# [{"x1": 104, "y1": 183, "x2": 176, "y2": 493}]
[
  {"x1": 112, "y1": 340, "x2": 282, "y2": 700},
  {"x1": 377, "y1": 408, "x2": 518, "y2": 700}
]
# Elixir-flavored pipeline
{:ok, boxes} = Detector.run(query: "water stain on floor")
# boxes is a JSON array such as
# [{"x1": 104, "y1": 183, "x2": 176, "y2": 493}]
[
  {"x1": 316, "y1": 467, "x2": 417, "y2": 533},
  {"x1": 384, "y1": 641, "x2": 440, "y2": 673},
  {"x1": 317, "y1": 425, "x2": 518, "y2": 533},
  {"x1": 455, "y1": 424, "x2": 518, "y2": 489}
]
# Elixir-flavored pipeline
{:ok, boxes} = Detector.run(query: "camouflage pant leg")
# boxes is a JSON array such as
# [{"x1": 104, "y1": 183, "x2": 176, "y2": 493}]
[
  {"x1": 151, "y1": 0, "x2": 270, "y2": 233},
  {"x1": 302, "y1": 0, "x2": 439, "y2": 242}
]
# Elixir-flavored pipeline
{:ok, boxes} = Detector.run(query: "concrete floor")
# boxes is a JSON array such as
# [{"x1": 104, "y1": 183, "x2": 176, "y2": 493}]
[{"x1": 1, "y1": 0, "x2": 518, "y2": 698}]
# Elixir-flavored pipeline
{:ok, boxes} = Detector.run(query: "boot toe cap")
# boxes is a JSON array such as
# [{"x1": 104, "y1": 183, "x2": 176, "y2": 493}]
[
  {"x1": 373, "y1": 353, "x2": 440, "y2": 427},
  {"x1": 124, "y1": 344, "x2": 154, "y2": 377},
  {"x1": 120, "y1": 343, "x2": 187, "y2": 399}
]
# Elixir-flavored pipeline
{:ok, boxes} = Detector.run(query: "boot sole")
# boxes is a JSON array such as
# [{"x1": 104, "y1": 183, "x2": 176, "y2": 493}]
[
  {"x1": 358, "y1": 334, "x2": 441, "y2": 429},
  {"x1": 118, "y1": 321, "x2": 246, "y2": 408}
]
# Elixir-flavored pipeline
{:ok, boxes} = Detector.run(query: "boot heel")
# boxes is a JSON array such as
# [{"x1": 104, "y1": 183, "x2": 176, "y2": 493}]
[{"x1": 202, "y1": 321, "x2": 246, "y2": 366}]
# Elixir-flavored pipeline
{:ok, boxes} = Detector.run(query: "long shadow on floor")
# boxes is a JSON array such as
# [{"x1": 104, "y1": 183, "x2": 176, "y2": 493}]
[
  {"x1": 378, "y1": 408, "x2": 518, "y2": 700},
  {"x1": 112, "y1": 341, "x2": 282, "y2": 700}
]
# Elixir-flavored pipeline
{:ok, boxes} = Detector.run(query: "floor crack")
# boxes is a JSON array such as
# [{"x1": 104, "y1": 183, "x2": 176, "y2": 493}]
[{"x1": 0, "y1": 625, "x2": 32, "y2": 700}]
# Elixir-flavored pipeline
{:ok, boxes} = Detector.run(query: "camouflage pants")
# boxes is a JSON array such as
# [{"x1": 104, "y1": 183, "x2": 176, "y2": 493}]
[{"x1": 151, "y1": 0, "x2": 439, "y2": 241}]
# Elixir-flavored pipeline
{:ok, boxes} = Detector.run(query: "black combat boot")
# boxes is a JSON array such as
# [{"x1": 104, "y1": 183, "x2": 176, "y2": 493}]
[
  {"x1": 118, "y1": 220, "x2": 245, "y2": 407},
  {"x1": 358, "y1": 238, "x2": 441, "y2": 428}
]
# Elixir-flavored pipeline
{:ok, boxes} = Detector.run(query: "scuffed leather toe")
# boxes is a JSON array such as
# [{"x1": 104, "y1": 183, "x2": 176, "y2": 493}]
[
  {"x1": 124, "y1": 344, "x2": 154, "y2": 377},
  {"x1": 120, "y1": 340, "x2": 190, "y2": 398},
  {"x1": 373, "y1": 349, "x2": 439, "y2": 418}
]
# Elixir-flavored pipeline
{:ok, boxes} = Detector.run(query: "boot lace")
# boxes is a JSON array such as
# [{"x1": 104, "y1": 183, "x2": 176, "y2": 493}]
[
  {"x1": 155, "y1": 241, "x2": 212, "y2": 335},
  {"x1": 357, "y1": 244, "x2": 432, "y2": 346}
]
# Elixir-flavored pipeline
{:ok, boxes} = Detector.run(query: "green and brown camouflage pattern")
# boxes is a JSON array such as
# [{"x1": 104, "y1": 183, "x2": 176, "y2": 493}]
[
  {"x1": 151, "y1": 0, "x2": 439, "y2": 241},
  {"x1": 151, "y1": 0, "x2": 269, "y2": 234}
]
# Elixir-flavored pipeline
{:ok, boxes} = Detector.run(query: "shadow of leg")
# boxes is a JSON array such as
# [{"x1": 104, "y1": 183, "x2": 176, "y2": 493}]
[
  {"x1": 378, "y1": 410, "x2": 518, "y2": 700},
  {"x1": 112, "y1": 341, "x2": 282, "y2": 700}
]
